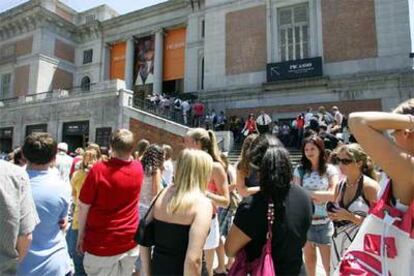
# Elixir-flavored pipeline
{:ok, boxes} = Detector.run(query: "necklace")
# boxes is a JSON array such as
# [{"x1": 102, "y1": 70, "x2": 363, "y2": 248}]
[{"x1": 345, "y1": 174, "x2": 363, "y2": 188}]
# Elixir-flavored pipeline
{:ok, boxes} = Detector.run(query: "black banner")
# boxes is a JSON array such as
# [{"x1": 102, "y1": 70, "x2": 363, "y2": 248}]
[
  {"x1": 25, "y1": 124, "x2": 47, "y2": 137},
  {"x1": 95, "y1": 127, "x2": 112, "y2": 147},
  {"x1": 0, "y1": 127, "x2": 13, "y2": 138},
  {"x1": 63, "y1": 121, "x2": 89, "y2": 136},
  {"x1": 267, "y1": 57, "x2": 323, "y2": 82}
]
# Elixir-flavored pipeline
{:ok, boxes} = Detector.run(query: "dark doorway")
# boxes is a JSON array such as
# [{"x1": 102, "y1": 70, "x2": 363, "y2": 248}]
[
  {"x1": 25, "y1": 124, "x2": 48, "y2": 138},
  {"x1": 0, "y1": 127, "x2": 13, "y2": 154},
  {"x1": 62, "y1": 121, "x2": 89, "y2": 152},
  {"x1": 162, "y1": 79, "x2": 183, "y2": 96}
]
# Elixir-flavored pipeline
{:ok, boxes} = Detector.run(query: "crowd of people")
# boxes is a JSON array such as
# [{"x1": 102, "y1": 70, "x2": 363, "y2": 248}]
[{"x1": 0, "y1": 98, "x2": 413, "y2": 276}]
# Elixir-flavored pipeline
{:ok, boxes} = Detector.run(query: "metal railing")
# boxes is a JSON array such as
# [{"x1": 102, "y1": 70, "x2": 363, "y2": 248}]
[{"x1": 0, "y1": 83, "x2": 98, "y2": 107}]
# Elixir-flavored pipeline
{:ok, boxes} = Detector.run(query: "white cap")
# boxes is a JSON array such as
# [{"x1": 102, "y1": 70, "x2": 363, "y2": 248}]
[{"x1": 57, "y1": 142, "x2": 68, "y2": 152}]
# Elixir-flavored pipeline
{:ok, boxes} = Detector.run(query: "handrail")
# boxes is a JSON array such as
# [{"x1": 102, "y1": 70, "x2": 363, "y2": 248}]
[{"x1": 0, "y1": 83, "x2": 98, "y2": 106}]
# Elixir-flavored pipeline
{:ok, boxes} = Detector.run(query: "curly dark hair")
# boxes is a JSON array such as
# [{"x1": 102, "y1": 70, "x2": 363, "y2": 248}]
[
  {"x1": 300, "y1": 135, "x2": 327, "y2": 176},
  {"x1": 141, "y1": 144, "x2": 165, "y2": 176},
  {"x1": 248, "y1": 134, "x2": 292, "y2": 205}
]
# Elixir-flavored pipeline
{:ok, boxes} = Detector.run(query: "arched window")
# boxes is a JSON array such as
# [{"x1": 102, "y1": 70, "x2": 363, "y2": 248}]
[{"x1": 81, "y1": 76, "x2": 91, "y2": 91}]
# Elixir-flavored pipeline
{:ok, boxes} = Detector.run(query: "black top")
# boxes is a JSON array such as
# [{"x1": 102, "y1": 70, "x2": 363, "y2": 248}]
[
  {"x1": 151, "y1": 219, "x2": 191, "y2": 276},
  {"x1": 233, "y1": 184, "x2": 312, "y2": 275},
  {"x1": 245, "y1": 170, "x2": 260, "y2": 188}
]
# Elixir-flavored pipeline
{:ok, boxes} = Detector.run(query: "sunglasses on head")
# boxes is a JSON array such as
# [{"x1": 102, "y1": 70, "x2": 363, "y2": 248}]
[{"x1": 336, "y1": 158, "x2": 354, "y2": 165}]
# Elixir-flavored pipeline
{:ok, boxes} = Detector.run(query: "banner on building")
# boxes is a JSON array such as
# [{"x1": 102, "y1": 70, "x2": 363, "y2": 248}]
[
  {"x1": 266, "y1": 57, "x2": 323, "y2": 82},
  {"x1": 163, "y1": 28, "x2": 186, "y2": 81},
  {"x1": 110, "y1": 42, "x2": 126, "y2": 80},
  {"x1": 134, "y1": 36, "x2": 155, "y2": 86}
]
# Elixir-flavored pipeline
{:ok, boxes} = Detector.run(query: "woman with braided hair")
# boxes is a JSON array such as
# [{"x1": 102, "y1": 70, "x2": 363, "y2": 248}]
[{"x1": 139, "y1": 144, "x2": 165, "y2": 218}]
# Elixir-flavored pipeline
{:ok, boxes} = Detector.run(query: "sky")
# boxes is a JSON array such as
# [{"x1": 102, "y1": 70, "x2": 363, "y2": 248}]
[{"x1": 0, "y1": 0, "x2": 168, "y2": 14}]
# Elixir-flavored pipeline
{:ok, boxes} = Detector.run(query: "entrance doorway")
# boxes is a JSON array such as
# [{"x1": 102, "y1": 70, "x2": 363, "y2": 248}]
[
  {"x1": 0, "y1": 127, "x2": 13, "y2": 154},
  {"x1": 62, "y1": 121, "x2": 89, "y2": 152}
]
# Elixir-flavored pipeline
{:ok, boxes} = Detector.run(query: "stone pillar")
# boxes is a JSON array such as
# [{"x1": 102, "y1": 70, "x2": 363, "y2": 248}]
[
  {"x1": 124, "y1": 37, "x2": 135, "y2": 90},
  {"x1": 102, "y1": 44, "x2": 111, "y2": 81},
  {"x1": 153, "y1": 30, "x2": 164, "y2": 94}
]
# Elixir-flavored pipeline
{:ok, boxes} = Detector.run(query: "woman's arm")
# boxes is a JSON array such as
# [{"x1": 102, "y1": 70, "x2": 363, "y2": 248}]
[
  {"x1": 184, "y1": 198, "x2": 213, "y2": 276},
  {"x1": 141, "y1": 246, "x2": 152, "y2": 276},
  {"x1": 310, "y1": 173, "x2": 338, "y2": 203},
  {"x1": 348, "y1": 112, "x2": 414, "y2": 204},
  {"x1": 225, "y1": 225, "x2": 251, "y2": 257},
  {"x1": 207, "y1": 163, "x2": 230, "y2": 207},
  {"x1": 152, "y1": 169, "x2": 162, "y2": 197},
  {"x1": 76, "y1": 201, "x2": 90, "y2": 254},
  {"x1": 235, "y1": 169, "x2": 260, "y2": 197}
]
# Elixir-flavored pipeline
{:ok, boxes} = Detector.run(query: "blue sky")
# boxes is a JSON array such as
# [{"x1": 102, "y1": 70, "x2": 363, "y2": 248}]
[{"x1": 0, "y1": 0, "x2": 168, "y2": 14}]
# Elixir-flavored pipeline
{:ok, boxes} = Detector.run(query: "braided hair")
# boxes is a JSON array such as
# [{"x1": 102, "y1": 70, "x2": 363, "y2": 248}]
[{"x1": 141, "y1": 144, "x2": 165, "y2": 176}]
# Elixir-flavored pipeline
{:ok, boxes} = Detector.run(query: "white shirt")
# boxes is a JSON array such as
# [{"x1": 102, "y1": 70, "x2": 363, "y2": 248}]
[
  {"x1": 334, "y1": 111, "x2": 343, "y2": 125},
  {"x1": 256, "y1": 114, "x2": 272, "y2": 126},
  {"x1": 162, "y1": 159, "x2": 174, "y2": 186},
  {"x1": 181, "y1": 101, "x2": 190, "y2": 113},
  {"x1": 305, "y1": 112, "x2": 314, "y2": 125},
  {"x1": 55, "y1": 152, "x2": 73, "y2": 186}
]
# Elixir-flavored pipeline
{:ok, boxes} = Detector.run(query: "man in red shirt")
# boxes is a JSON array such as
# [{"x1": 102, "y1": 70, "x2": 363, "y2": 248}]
[
  {"x1": 192, "y1": 100, "x2": 205, "y2": 127},
  {"x1": 77, "y1": 129, "x2": 144, "y2": 276}
]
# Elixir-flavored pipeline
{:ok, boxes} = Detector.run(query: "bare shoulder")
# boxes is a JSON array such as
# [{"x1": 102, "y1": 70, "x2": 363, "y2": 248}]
[
  {"x1": 363, "y1": 176, "x2": 380, "y2": 194},
  {"x1": 194, "y1": 193, "x2": 213, "y2": 210},
  {"x1": 213, "y1": 161, "x2": 225, "y2": 171}
]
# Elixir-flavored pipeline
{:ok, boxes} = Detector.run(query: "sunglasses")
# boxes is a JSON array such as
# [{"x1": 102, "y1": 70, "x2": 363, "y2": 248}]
[{"x1": 336, "y1": 158, "x2": 354, "y2": 165}]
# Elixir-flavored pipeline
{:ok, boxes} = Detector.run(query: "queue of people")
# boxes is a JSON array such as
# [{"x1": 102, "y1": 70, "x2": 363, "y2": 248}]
[{"x1": 0, "y1": 98, "x2": 413, "y2": 276}]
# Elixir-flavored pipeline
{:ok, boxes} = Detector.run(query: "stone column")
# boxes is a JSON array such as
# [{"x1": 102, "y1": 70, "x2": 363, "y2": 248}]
[
  {"x1": 153, "y1": 30, "x2": 164, "y2": 94},
  {"x1": 102, "y1": 44, "x2": 111, "y2": 81},
  {"x1": 124, "y1": 37, "x2": 135, "y2": 90}
]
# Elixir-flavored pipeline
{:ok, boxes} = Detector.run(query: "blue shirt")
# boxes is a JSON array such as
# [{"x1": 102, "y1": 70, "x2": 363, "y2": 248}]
[{"x1": 18, "y1": 169, "x2": 71, "y2": 276}]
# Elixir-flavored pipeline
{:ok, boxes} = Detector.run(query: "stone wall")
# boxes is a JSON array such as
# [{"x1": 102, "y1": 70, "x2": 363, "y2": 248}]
[
  {"x1": 129, "y1": 118, "x2": 185, "y2": 160},
  {"x1": 322, "y1": 0, "x2": 377, "y2": 63}
]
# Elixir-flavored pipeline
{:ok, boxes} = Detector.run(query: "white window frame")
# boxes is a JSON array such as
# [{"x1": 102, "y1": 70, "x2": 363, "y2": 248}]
[
  {"x1": 268, "y1": 0, "x2": 323, "y2": 63},
  {"x1": 278, "y1": 4, "x2": 309, "y2": 61}
]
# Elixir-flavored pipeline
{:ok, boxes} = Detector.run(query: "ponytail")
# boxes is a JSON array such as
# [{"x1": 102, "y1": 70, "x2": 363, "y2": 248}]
[{"x1": 207, "y1": 130, "x2": 225, "y2": 168}]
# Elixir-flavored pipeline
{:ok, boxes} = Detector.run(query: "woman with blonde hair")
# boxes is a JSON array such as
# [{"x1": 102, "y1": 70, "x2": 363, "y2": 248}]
[
  {"x1": 185, "y1": 128, "x2": 230, "y2": 276},
  {"x1": 67, "y1": 149, "x2": 98, "y2": 275},
  {"x1": 328, "y1": 143, "x2": 379, "y2": 270},
  {"x1": 140, "y1": 149, "x2": 213, "y2": 276}
]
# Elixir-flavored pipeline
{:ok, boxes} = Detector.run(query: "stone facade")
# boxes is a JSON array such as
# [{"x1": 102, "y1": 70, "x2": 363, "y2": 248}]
[{"x1": 0, "y1": 0, "x2": 413, "y2": 152}]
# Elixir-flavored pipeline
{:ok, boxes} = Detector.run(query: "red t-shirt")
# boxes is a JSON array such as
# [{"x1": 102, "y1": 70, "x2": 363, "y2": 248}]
[
  {"x1": 296, "y1": 118, "x2": 305, "y2": 129},
  {"x1": 193, "y1": 103, "x2": 205, "y2": 116},
  {"x1": 79, "y1": 158, "x2": 144, "y2": 256}
]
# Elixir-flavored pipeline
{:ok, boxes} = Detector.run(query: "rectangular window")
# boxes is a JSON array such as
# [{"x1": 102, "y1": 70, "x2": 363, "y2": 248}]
[
  {"x1": 83, "y1": 49, "x2": 93, "y2": 64},
  {"x1": 201, "y1": 20, "x2": 205, "y2": 38},
  {"x1": 1, "y1": 73, "x2": 11, "y2": 98},
  {"x1": 278, "y1": 3, "x2": 309, "y2": 62},
  {"x1": 85, "y1": 14, "x2": 96, "y2": 23},
  {"x1": 1, "y1": 44, "x2": 15, "y2": 59}
]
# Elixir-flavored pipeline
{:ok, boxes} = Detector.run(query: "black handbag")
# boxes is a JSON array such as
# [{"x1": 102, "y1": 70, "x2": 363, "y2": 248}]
[{"x1": 134, "y1": 189, "x2": 165, "y2": 247}]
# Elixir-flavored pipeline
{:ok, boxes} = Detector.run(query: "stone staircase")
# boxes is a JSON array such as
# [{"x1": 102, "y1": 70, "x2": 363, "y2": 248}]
[{"x1": 227, "y1": 144, "x2": 302, "y2": 169}]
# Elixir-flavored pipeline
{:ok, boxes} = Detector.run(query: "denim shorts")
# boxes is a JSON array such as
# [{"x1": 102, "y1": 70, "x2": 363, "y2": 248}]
[{"x1": 307, "y1": 222, "x2": 333, "y2": 245}]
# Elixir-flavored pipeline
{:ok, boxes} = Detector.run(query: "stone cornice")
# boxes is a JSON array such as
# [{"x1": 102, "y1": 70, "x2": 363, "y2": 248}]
[
  {"x1": 0, "y1": 6, "x2": 79, "y2": 41},
  {"x1": 0, "y1": 5, "x2": 105, "y2": 43},
  {"x1": 101, "y1": 0, "x2": 189, "y2": 31}
]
